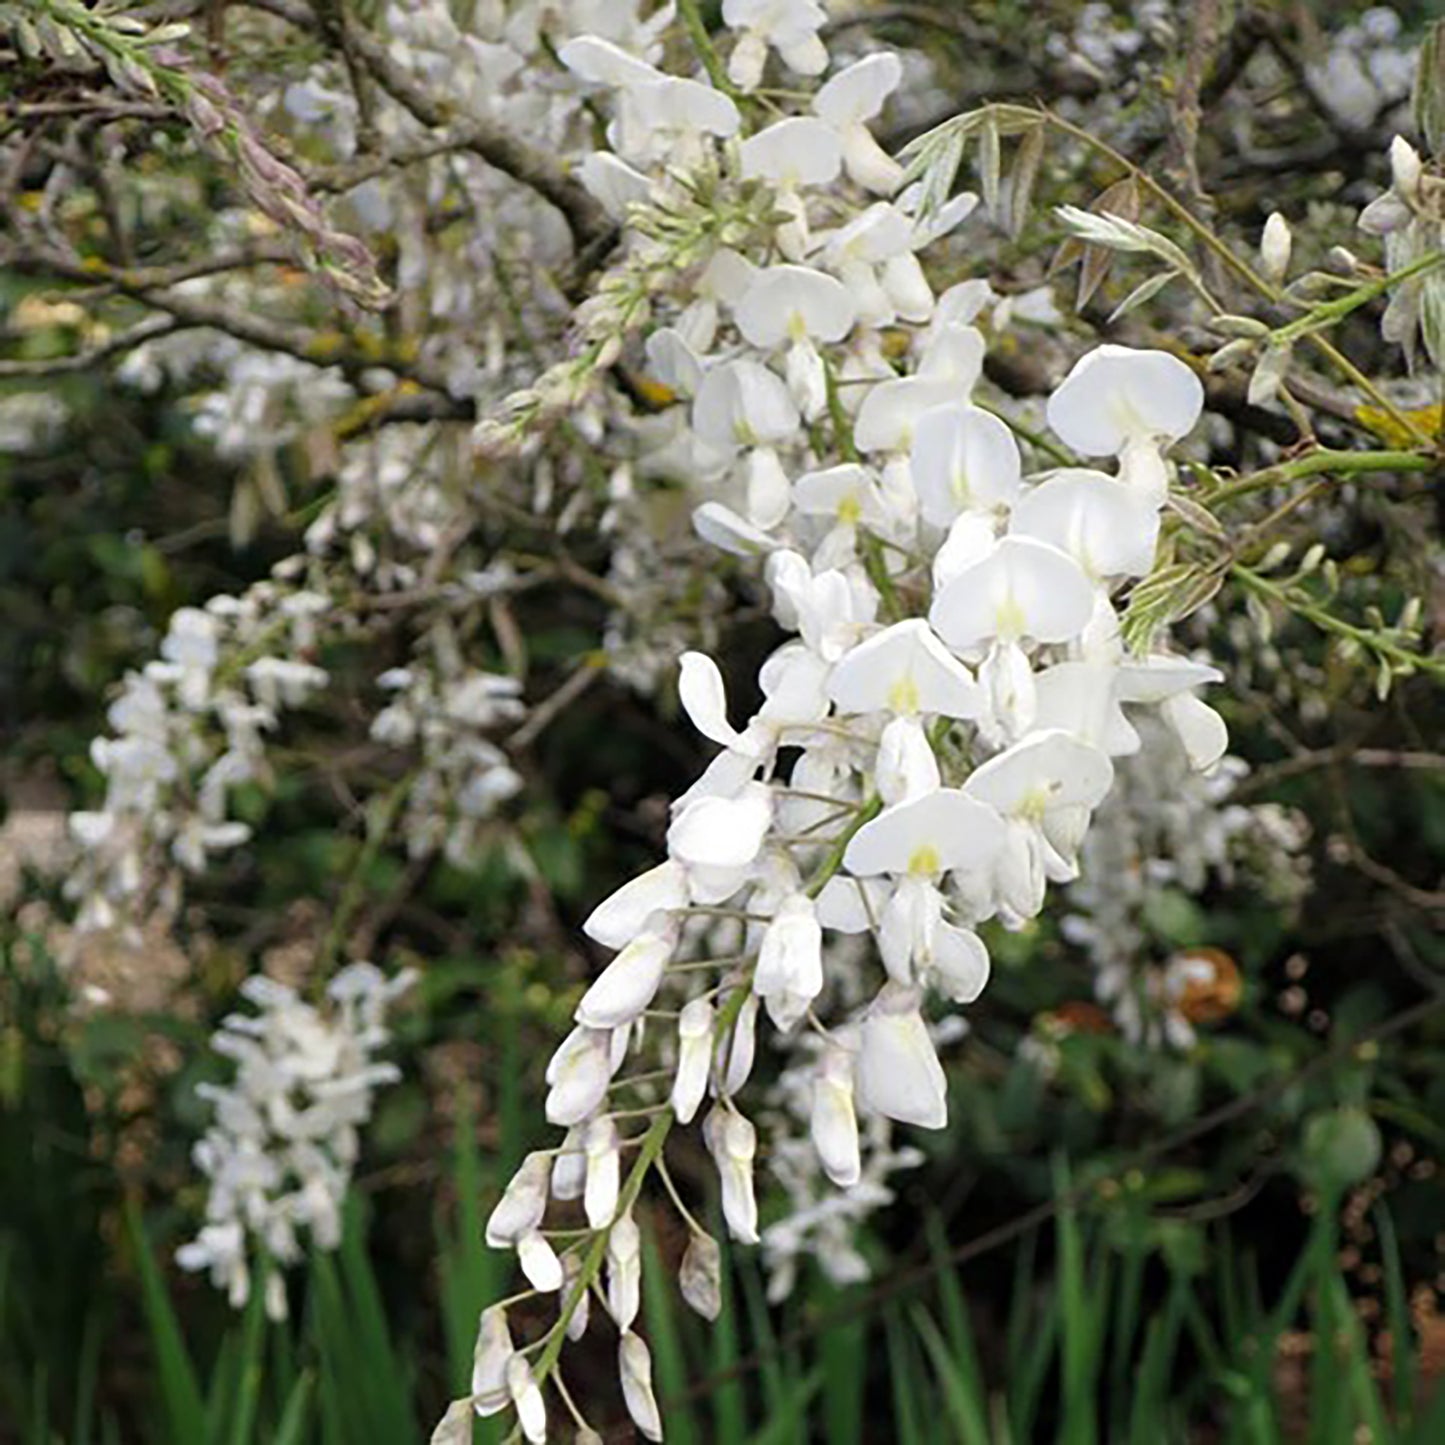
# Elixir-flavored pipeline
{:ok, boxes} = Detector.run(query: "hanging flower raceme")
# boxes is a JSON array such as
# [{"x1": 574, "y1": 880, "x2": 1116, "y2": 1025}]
[{"x1": 440, "y1": 10, "x2": 1226, "y2": 1442}]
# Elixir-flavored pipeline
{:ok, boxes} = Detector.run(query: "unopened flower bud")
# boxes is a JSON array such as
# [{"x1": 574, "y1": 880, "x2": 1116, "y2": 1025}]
[
  {"x1": 583, "y1": 1117, "x2": 621, "y2": 1229},
  {"x1": 470, "y1": 1306, "x2": 513, "y2": 1417},
  {"x1": 429, "y1": 1398, "x2": 473, "y2": 1445},
  {"x1": 562, "y1": 1252, "x2": 591, "y2": 1341},
  {"x1": 858, "y1": 984, "x2": 948, "y2": 1129},
  {"x1": 1208, "y1": 337, "x2": 1256, "y2": 373},
  {"x1": 1260, "y1": 212, "x2": 1292, "y2": 285},
  {"x1": 505, "y1": 1354, "x2": 547, "y2": 1443},
  {"x1": 810, "y1": 1045, "x2": 862, "y2": 1187},
  {"x1": 680, "y1": 1230, "x2": 723, "y2": 1321},
  {"x1": 1210, "y1": 314, "x2": 1270, "y2": 339},
  {"x1": 607, "y1": 1209, "x2": 642, "y2": 1329},
  {"x1": 672, "y1": 996, "x2": 714, "y2": 1124},
  {"x1": 551, "y1": 1126, "x2": 586, "y2": 1200},
  {"x1": 484, "y1": 1152, "x2": 550, "y2": 1247},
  {"x1": 517, "y1": 1229, "x2": 564, "y2": 1292},
  {"x1": 1389, "y1": 135, "x2": 1423, "y2": 200},
  {"x1": 545, "y1": 1026, "x2": 613, "y2": 1126},
  {"x1": 619, "y1": 1332, "x2": 664, "y2": 1442},
  {"x1": 575, "y1": 929, "x2": 672, "y2": 1030},
  {"x1": 704, "y1": 1105, "x2": 759, "y2": 1244},
  {"x1": 715, "y1": 990, "x2": 759, "y2": 1096}
]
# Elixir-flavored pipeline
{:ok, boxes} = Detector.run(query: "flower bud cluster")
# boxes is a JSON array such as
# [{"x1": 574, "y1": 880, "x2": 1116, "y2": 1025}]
[{"x1": 176, "y1": 962, "x2": 413, "y2": 1319}]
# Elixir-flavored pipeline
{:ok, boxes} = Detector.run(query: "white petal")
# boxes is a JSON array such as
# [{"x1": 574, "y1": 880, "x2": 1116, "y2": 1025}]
[
  {"x1": 668, "y1": 783, "x2": 772, "y2": 869},
  {"x1": 505, "y1": 1354, "x2": 547, "y2": 1443},
  {"x1": 644, "y1": 326, "x2": 704, "y2": 397},
  {"x1": 558, "y1": 36, "x2": 659, "y2": 87},
  {"x1": 693, "y1": 500, "x2": 780, "y2": 556},
  {"x1": 1010, "y1": 470, "x2": 1160, "y2": 579},
  {"x1": 1033, "y1": 661, "x2": 1138, "y2": 755},
  {"x1": 516, "y1": 1231, "x2": 564, "y2": 1292},
  {"x1": 931, "y1": 923, "x2": 991, "y2": 1003},
  {"x1": 857, "y1": 985, "x2": 948, "y2": 1128},
  {"x1": 844, "y1": 788, "x2": 1006, "y2": 878},
  {"x1": 814, "y1": 53, "x2": 903, "y2": 125},
  {"x1": 739, "y1": 116, "x2": 843, "y2": 186},
  {"x1": 735, "y1": 264, "x2": 857, "y2": 347},
  {"x1": 484, "y1": 1153, "x2": 549, "y2": 1246},
  {"x1": 814, "y1": 873, "x2": 889, "y2": 933},
  {"x1": 470, "y1": 1306, "x2": 514, "y2": 1415},
  {"x1": 576, "y1": 931, "x2": 671, "y2": 1030},
  {"x1": 583, "y1": 861, "x2": 687, "y2": 948},
  {"x1": 929, "y1": 536, "x2": 1096, "y2": 650},
  {"x1": 854, "y1": 375, "x2": 957, "y2": 454},
  {"x1": 1162, "y1": 692, "x2": 1229, "y2": 771},
  {"x1": 584, "y1": 1117, "x2": 621, "y2": 1229},
  {"x1": 810, "y1": 1047, "x2": 862, "y2": 1186},
  {"x1": 680, "y1": 651, "x2": 743, "y2": 749},
  {"x1": 692, "y1": 358, "x2": 800, "y2": 449},
  {"x1": 910, "y1": 404, "x2": 1022, "y2": 527},
  {"x1": 607, "y1": 1211, "x2": 642, "y2": 1329},
  {"x1": 964, "y1": 729, "x2": 1115, "y2": 816},
  {"x1": 745, "y1": 446, "x2": 793, "y2": 529},
  {"x1": 544, "y1": 1027, "x2": 613, "y2": 1126},
  {"x1": 875, "y1": 715, "x2": 942, "y2": 806},
  {"x1": 619, "y1": 1332, "x2": 664, "y2": 1442},
  {"x1": 1046, "y1": 345, "x2": 1204, "y2": 456},
  {"x1": 829, "y1": 618, "x2": 981, "y2": 719},
  {"x1": 672, "y1": 997, "x2": 715, "y2": 1124}
]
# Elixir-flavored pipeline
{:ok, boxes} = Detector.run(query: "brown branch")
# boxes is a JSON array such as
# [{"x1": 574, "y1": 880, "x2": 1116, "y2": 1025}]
[{"x1": 0, "y1": 315, "x2": 179, "y2": 376}]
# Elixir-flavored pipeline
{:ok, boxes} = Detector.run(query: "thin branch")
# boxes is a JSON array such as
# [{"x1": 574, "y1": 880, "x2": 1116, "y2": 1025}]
[{"x1": 0, "y1": 315, "x2": 179, "y2": 376}]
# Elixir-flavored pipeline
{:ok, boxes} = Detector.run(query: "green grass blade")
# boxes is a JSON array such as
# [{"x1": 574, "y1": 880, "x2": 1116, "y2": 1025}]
[
  {"x1": 910, "y1": 1302, "x2": 990, "y2": 1445},
  {"x1": 642, "y1": 1230, "x2": 700, "y2": 1445},
  {"x1": 272, "y1": 1372, "x2": 315, "y2": 1445},
  {"x1": 709, "y1": 1243, "x2": 747, "y2": 1444},
  {"x1": 1375, "y1": 1206, "x2": 1416, "y2": 1425},
  {"x1": 225, "y1": 1263, "x2": 268, "y2": 1445},
  {"x1": 814, "y1": 1295, "x2": 866, "y2": 1445},
  {"x1": 1054, "y1": 1157, "x2": 1099, "y2": 1445},
  {"x1": 884, "y1": 1306, "x2": 928, "y2": 1445},
  {"x1": 125, "y1": 1198, "x2": 206, "y2": 1445}
]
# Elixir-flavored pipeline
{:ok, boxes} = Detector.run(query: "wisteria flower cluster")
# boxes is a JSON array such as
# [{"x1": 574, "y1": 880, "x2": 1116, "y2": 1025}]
[
  {"x1": 65, "y1": 579, "x2": 333, "y2": 937},
  {"x1": 176, "y1": 962, "x2": 413, "y2": 1320},
  {"x1": 432, "y1": 11, "x2": 1244, "y2": 1442}
]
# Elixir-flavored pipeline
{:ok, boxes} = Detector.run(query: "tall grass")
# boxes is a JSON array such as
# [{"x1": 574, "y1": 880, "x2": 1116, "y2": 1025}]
[{"x1": 9, "y1": 1141, "x2": 1445, "y2": 1443}]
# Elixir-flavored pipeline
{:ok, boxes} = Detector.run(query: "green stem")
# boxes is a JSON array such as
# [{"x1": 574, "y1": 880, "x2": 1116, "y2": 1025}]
[
  {"x1": 676, "y1": 0, "x2": 734, "y2": 97},
  {"x1": 531, "y1": 1112, "x2": 673, "y2": 1384},
  {"x1": 1232, "y1": 566, "x2": 1445, "y2": 682},
  {"x1": 1209, "y1": 448, "x2": 1439, "y2": 507},
  {"x1": 1271, "y1": 250, "x2": 1445, "y2": 345},
  {"x1": 1008, "y1": 103, "x2": 1438, "y2": 449},
  {"x1": 806, "y1": 795, "x2": 882, "y2": 900}
]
